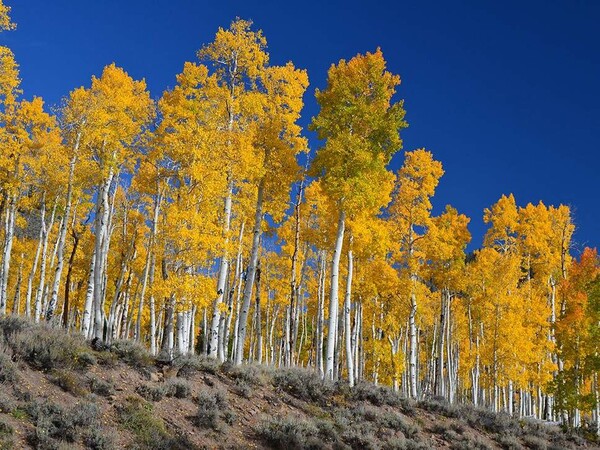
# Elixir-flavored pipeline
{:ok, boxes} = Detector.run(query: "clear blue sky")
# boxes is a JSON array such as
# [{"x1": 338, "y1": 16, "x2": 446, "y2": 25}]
[{"x1": 4, "y1": 0, "x2": 599, "y2": 252}]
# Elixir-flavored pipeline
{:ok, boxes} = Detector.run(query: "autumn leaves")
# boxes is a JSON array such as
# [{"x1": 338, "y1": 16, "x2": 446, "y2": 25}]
[{"x1": 0, "y1": 4, "x2": 599, "y2": 431}]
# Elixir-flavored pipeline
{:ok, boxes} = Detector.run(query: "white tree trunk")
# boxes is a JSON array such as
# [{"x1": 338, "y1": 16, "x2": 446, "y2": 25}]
[
  {"x1": 325, "y1": 209, "x2": 345, "y2": 381},
  {"x1": 92, "y1": 169, "x2": 114, "y2": 341},
  {"x1": 0, "y1": 195, "x2": 17, "y2": 315},
  {"x1": 82, "y1": 247, "x2": 96, "y2": 338},
  {"x1": 234, "y1": 180, "x2": 264, "y2": 365},
  {"x1": 135, "y1": 193, "x2": 161, "y2": 350},
  {"x1": 25, "y1": 197, "x2": 45, "y2": 318},
  {"x1": 408, "y1": 289, "x2": 418, "y2": 399},
  {"x1": 209, "y1": 182, "x2": 233, "y2": 358},
  {"x1": 344, "y1": 247, "x2": 354, "y2": 387},
  {"x1": 46, "y1": 151, "x2": 78, "y2": 321},
  {"x1": 34, "y1": 201, "x2": 56, "y2": 322}
]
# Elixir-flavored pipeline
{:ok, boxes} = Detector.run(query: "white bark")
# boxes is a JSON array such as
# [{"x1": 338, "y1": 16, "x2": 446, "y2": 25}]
[
  {"x1": 408, "y1": 289, "x2": 418, "y2": 399},
  {"x1": 34, "y1": 201, "x2": 56, "y2": 322},
  {"x1": 209, "y1": 182, "x2": 233, "y2": 358},
  {"x1": 325, "y1": 209, "x2": 345, "y2": 381},
  {"x1": 46, "y1": 154, "x2": 75, "y2": 321},
  {"x1": 25, "y1": 198, "x2": 45, "y2": 318},
  {"x1": 82, "y1": 247, "x2": 96, "y2": 338},
  {"x1": 0, "y1": 195, "x2": 17, "y2": 314},
  {"x1": 135, "y1": 192, "x2": 161, "y2": 349},
  {"x1": 46, "y1": 151, "x2": 78, "y2": 321},
  {"x1": 344, "y1": 247, "x2": 354, "y2": 387},
  {"x1": 234, "y1": 180, "x2": 264, "y2": 365},
  {"x1": 92, "y1": 169, "x2": 114, "y2": 340}
]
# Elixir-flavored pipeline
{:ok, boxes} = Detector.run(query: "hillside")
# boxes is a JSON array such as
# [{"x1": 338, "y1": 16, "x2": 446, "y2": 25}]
[{"x1": 0, "y1": 317, "x2": 597, "y2": 450}]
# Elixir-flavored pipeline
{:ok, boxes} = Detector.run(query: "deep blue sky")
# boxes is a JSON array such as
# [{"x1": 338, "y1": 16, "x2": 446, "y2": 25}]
[{"x1": 4, "y1": 0, "x2": 599, "y2": 253}]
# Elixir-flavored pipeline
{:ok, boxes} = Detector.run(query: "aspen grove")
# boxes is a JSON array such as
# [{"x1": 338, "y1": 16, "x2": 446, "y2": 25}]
[{"x1": 0, "y1": 6, "x2": 598, "y2": 433}]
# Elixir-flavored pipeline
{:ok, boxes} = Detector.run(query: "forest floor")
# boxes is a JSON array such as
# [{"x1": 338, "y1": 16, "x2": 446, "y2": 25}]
[{"x1": 0, "y1": 317, "x2": 598, "y2": 449}]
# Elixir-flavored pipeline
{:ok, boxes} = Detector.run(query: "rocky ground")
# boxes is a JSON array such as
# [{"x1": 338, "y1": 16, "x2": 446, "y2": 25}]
[{"x1": 0, "y1": 316, "x2": 598, "y2": 449}]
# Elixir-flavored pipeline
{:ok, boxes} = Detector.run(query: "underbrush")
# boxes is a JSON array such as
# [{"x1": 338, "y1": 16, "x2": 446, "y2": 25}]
[{"x1": 116, "y1": 395, "x2": 196, "y2": 449}]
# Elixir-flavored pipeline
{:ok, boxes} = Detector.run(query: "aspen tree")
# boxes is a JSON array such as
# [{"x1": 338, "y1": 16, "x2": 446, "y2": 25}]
[
  {"x1": 389, "y1": 149, "x2": 443, "y2": 398},
  {"x1": 310, "y1": 49, "x2": 406, "y2": 380}
]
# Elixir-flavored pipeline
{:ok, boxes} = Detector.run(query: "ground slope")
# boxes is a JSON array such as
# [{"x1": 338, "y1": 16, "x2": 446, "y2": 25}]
[{"x1": 0, "y1": 317, "x2": 598, "y2": 450}]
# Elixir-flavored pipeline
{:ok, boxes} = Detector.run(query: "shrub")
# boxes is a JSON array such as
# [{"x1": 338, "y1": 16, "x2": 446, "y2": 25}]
[
  {"x1": 464, "y1": 408, "x2": 520, "y2": 436},
  {"x1": 0, "y1": 392, "x2": 16, "y2": 414},
  {"x1": 222, "y1": 362, "x2": 270, "y2": 386},
  {"x1": 349, "y1": 382, "x2": 404, "y2": 408},
  {"x1": 194, "y1": 389, "x2": 229, "y2": 430},
  {"x1": 10, "y1": 325, "x2": 87, "y2": 370},
  {"x1": 116, "y1": 396, "x2": 170, "y2": 449},
  {"x1": 83, "y1": 427, "x2": 115, "y2": 450},
  {"x1": 49, "y1": 369, "x2": 87, "y2": 396},
  {"x1": 110, "y1": 339, "x2": 152, "y2": 369},
  {"x1": 76, "y1": 351, "x2": 97, "y2": 368},
  {"x1": 165, "y1": 378, "x2": 192, "y2": 399},
  {"x1": 522, "y1": 435, "x2": 547, "y2": 450},
  {"x1": 496, "y1": 434, "x2": 524, "y2": 450},
  {"x1": 256, "y1": 415, "x2": 326, "y2": 450},
  {"x1": 418, "y1": 397, "x2": 461, "y2": 418},
  {"x1": 88, "y1": 376, "x2": 114, "y2": 397},
  {"x1": 449, "y1": 434, "x2": 493, "y2": 450},
  {"x1": 0, "y1": 353, "x2": 17, "y2": 384},
  {"x1": 234, "y1": 379, "x2": 252, "y2": 399},
  {"x1": 0, "y1": 417, "x2": 15, "y2": 449},
  {"x1": 0, "y1": 316, "x2": 30, "y2": 341},
  {"x1": 273, "y1": 368, "x2": 334, "y2": 404},
  {"x1": 95, "y1": 350, "x2": 118, "y2": 368},
  {"x1": 136, "y1": 383, "x2": 166, "y2": 402},
  {"x1": 26, "y1": 400, "x2": 100, "y2": 447},
  {"x1": 341, "y1": 422, "x2": 380, "y2": 450},
  {"x1": 174, "y1": 354, "x2": 220, "y2": 377}
]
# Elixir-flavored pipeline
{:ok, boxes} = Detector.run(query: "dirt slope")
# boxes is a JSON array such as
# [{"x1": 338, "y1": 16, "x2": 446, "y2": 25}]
[{"x1": 0, "y1": 318, "x2": 598, "y2": 450}]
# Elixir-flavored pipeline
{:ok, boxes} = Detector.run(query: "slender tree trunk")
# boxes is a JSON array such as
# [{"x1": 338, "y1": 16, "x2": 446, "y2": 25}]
[
  {"x1": 436, "y1": 289, "x2": 447, "y2": 398},
  {"x1": 135, "y1": 193, "x2": 161, "y2": 347},
  {"x1": 46, "y1": 152, "x2": 78, "y2": 321},
  {"x1": 35, "y1": 200, "x2": 57, "y2": 322},
  {"x1": 316, "y1": 250, "x2": 326, "y2": 376},
  {"x1": 288, "y1": 174, "x2": 305, "y2": 366},
  {"x1": 408, "y1": 289, "x2": 418, "y2": 398},
  {"x1": 0, "y1": 194, "x2": 17, "y2": 315},
  {"x1": 92, "y1": 169, "x2": 114, "y2": 340},
  {"x1": 325, "y1": 209, "x2": 345, "y2": 380},
  {"x1": 62, "y1": 229, "x2": 79, "y2": 328},
  {"x1": 161, "y1": 295, "x2": 175, "y2": 360},
  {"x1": 209, "y1": 181, "x2": 233, "y2": 358},
  {"x1": 344, "y1": 246, "x2": 354, "y2": 387},
  {"x1": 224, "y1": 222, "x2": 244, "y2": 360},
  {"x1": 234, "y1": 179, "x2": 265, "y2": 365},
  {"x1": 11, "y1": 255, "x2": 23, "y2": 314},
  {"x1": 26, "y1": 197, "x2": 45, "y2": 318},
  {"x1": 82, "y1": 247, "x2": 96, "y2": 337},
  {"x1": 255, "y1": 261, "x2": 263, "y2": 364}
]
